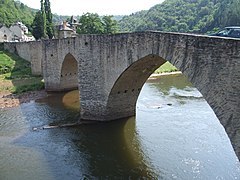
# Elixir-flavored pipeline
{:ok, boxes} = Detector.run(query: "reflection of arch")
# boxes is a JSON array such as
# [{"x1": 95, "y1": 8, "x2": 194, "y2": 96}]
[
  {"x1": 106, "y1": 55, "x2": 166, "y2": 118},
  {"x1": 60, "y1": 53, "x2": 78, "y2": 91}
]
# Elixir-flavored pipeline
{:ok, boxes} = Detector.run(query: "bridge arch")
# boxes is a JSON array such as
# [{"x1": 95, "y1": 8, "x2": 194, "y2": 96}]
[
  {"x1": 59, "y1": 53, "x2": 78, "y2": 91},
  {"x1": 106, "y1": 55, "x2": 167, "y2": 118}
]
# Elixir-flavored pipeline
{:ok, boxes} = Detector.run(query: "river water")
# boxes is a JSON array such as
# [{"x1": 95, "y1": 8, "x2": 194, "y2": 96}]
[{"x1": 0, "y1": 74, "x2": 240, "y2": 179}]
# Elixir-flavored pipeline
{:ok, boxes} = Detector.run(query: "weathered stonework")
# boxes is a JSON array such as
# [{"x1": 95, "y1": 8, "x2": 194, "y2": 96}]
[
  {"x1": 4, "y1": 32, "x2": 240, "y2": 161},
  {"x1": 4, "y1": 41, "x2": 42, "y2": 75}
]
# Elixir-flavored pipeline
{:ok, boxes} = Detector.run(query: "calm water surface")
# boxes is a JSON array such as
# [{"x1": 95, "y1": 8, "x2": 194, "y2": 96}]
[{"x1": 0, "y1": 74, "x2": 240, "y2": 179}]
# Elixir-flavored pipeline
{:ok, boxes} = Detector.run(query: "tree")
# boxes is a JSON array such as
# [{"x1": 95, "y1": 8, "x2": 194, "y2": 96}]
[
  {"x1": 78, "y1": 13, "x2": 119, "y2": 34},
  {"x1": 78, "y1": 13, "x2": 104, "y2": 34},
  {"x1": 40, "y1": 0, "x2": 47, "y2": 38},
  {"x1": 31, "y1": 0, "x2": 54, "y2": 39},
  {"x1": 32, "y1": 11, "x2": 44, "y2": 40},
  {"x1": 44, "y1": 0, "x2": 54, "y2": 39},
  {"x1": 102, "y1": 15, "x2": 119, "y2": 34}
]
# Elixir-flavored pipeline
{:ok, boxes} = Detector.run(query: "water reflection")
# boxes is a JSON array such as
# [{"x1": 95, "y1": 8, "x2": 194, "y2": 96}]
[
  {"x1": 49, "y1": 117, "x2": 159, "y2": 178},
  {"x1": 148, "y1": 73, "x2": 192, "y2": 95}
]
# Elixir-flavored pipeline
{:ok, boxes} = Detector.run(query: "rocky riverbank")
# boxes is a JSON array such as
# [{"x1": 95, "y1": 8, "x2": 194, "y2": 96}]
[{"x1": 0, "y1": 90, "x2": 47, "y2": 108}]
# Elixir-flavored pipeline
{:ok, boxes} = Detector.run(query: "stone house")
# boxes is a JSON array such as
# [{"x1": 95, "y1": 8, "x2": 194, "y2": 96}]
[
  {"x1": 0, "y1": 22, "x2": 34, "y2": 42},
  {"x1": 58, "y1": 16, "x2": 80, "y2": 38},
  {"x1": 10, "y1": 22, "x2": 29, "y2": 41},
  {"x1": 0, "y1": 25, "x2": 14, "y2": 42}
]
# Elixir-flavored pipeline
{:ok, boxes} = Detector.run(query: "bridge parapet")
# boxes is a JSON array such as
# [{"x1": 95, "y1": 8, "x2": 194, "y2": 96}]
[{"x1": 4, "y1": 41, "x2": 43, "y2": 75}]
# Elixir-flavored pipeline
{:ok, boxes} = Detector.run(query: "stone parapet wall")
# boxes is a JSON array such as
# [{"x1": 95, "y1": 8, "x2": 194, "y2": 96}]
[{"x1": 4, "y1": 41, "x2": 43, "y2": 76}]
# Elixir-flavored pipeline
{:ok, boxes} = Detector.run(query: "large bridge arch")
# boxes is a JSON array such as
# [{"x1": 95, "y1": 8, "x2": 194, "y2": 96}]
[
  {"x1": 106, "y1": 55, "x2": 166, "y2": 118},
  {"x1": 78, "y1": 32, "x2": 240, "y2": 159}
]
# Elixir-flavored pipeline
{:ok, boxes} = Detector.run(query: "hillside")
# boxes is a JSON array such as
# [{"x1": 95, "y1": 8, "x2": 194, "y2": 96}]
[
  {"x1": 119, "y1": 0, "x2": 240, "y2": 33},
  {"x1": 1, "y1": 0, "x2": 239, "y2": 34},
  {"x1": 0, "y1": 0, "x2": 36, "y2": 28},
  {"x1": 0, "y1": 0, "x2": 73, "y2": 29}
]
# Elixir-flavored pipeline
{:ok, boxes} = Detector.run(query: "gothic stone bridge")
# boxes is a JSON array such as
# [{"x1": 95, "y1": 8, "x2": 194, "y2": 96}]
[{"x1": 4, "y1": 31, "x2": 240, "y2": 160}]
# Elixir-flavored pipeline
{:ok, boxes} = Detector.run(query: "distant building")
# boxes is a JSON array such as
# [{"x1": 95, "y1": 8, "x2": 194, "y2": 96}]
[
  {"x1": 58, "y1": 16, "x2": 80, "y2": 39},
  {"x1": 0, "y1": 22, "x2": 35, "y2": 42},
  {"x1": 0, "y1": 25, "x2": 14, "y2": 42}
]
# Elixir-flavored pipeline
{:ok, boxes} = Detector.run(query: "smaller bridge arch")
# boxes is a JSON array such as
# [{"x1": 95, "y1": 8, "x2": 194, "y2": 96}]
[{"x1": 59, "y1": 53, "x2": 79, "y2": 91}]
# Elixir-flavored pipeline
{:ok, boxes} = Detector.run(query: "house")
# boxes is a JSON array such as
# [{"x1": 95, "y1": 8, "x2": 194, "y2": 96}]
[
  {"x1": 58, "y1": 21, "x2": 75, "y2": 39},
  {"x1": 0, "y1": 25, "x2": 14, "y2": 42},
  {"x1": 58, "y1": 16, "x2": 80, "y2": 39},
  {"x1": 10, "y1": 22, "x2": 29, "y2": 41},
  {"x1": 0, "y1": 22, "x2": 35, "y2": 42}
]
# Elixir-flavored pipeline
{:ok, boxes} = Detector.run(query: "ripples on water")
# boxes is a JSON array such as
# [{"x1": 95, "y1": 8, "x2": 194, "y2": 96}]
[{"x1": 0, "y1": 74, "x2": 240, "y2": 179}]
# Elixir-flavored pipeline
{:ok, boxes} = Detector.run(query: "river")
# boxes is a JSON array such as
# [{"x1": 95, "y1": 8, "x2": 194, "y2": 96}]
[{"x1": 0, "y1": 74, "x2": 239, "y2": 179}]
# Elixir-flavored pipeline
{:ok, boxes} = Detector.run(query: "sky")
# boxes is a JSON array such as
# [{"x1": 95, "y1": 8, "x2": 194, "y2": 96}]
[{"x1": 19, "y1": 0, "x2": 165, "y2": 16}]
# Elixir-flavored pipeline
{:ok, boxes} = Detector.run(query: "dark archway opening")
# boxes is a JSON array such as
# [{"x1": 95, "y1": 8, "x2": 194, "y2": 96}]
[
  {"x1": 60, "y1": 53, "x2": 78, "y2": 91},
  {"x1": 106, "y1": 55, "x2": 166, "y2": 118}
]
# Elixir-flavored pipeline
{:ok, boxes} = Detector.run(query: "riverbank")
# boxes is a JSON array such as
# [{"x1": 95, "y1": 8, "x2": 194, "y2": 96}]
[
  {"x1": 0, "y1": 50, "x2": 45, "y2": 108},
  {"x1": 150, "y1": 71, "x2": 182, "y2": 77},
  {"x1": 0, "y1": 90, "x2": 47, "y2": 109}
]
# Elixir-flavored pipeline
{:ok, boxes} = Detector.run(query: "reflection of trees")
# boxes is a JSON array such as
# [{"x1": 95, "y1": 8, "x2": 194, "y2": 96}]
[{"x1": 148, "y1": 74, "x2": 192, "y2": 95}]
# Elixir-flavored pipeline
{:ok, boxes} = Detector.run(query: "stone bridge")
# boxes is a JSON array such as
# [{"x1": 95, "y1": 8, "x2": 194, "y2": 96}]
[{"x1": 4, "y1": 31, "x2": 240, "y2": 160}]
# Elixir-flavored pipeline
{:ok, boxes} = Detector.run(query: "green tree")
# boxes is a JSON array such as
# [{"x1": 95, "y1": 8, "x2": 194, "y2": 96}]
[
  {"x1": 32, "y1": 11, "x2": 44, "y2": 40},
  {"x1": 118, "y1": 0, "x2": 240, "y2": 33},
  {"x1": 44, "y1": 0, "x2": 54, "y2": 39},
  {"x1": 0, "y1": 0, "x2": 35, "y2": 27},
  {"x1": 78, "y1": 13, "x2": 104, "y2": 34},
  {"x1": 40, "y1": 0, "x2": 47, "y2": 38},
  {"x1": 102, "y1": 15, "x2": 118, "y2": 34}
]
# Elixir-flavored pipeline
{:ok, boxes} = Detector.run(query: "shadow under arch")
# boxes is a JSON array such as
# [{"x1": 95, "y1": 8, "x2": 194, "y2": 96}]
[
  {"x1": 59, "y1": 53, "x2": 78, "y2": 91},
  {"x1": 106, "y1": 54, "x2": 166, "y2": 118}
]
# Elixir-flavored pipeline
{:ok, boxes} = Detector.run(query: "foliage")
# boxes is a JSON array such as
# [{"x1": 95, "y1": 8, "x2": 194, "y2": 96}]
[
  {"x1": 40, "y1": 0, "x2": 47, "y2": 38},
  {"x1": 44, "y1": 0, "x2": 54, "y2": 39},
  {"x1": 0, "y1": 50, "x2": 44, "y2": 94},
  {"x1": 118, "y1": 0, "x2": 240, "y2": 33},
  {"x1": 102, "y1": 15, "x2": 118, "y2": 34},
  {"x1": 0, "y1": 51, "x2": 15, "y2": 74},
  {"x1": 0, "y1": 0, "x2": 36, "y2": 28},
  {"x1": 12, "y1": 81, "x2": 44, "y2": 94},
  {"x1": 78, "y1": 13, "x2": 119, "y2": 34},
  {"x1": 32, "y1": 11, "x2": 45, "y2": 40},
  {"x1": 78, "y1": 13, "x2": 104, "y2": 34},
  {"x1": 213, "y1": 0, "x2": 240, "y2": 29},
  {"x1": 31, "y1": 0, "x2": 54, "y2": 39},
  {"x1": 154, "y1": 62, "x2": 178, "y2": 74},
  {"x1": 0, "y1": 50, "x2": 31, "y2": 77}
]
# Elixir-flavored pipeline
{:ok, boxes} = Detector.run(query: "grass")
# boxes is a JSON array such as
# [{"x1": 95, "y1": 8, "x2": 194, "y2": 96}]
[
  {"x1": 0, "y1": 50, "x2": 44, "y2": 94},
  {"x1": 154, "y1": 61, "x2": 178, "y2": 74}
]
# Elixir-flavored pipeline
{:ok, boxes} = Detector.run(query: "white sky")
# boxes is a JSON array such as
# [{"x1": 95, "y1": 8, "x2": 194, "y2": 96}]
[{"x1": 19, "y1": 0, "x2": 165, "y2": 16}]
